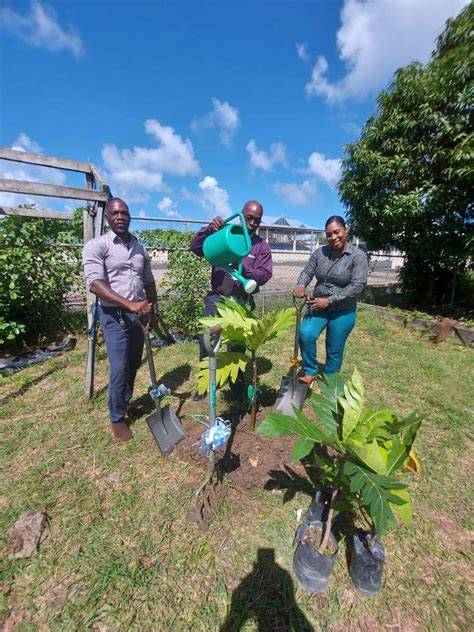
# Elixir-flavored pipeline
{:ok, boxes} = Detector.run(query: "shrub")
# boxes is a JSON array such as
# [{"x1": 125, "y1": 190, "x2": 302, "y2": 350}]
[
  {"x1": 138, "y1": 228, "x2": 210, "y2": 334},
  {"x1": 0, "y1": 210, "x2": 83, "y2": 346}
]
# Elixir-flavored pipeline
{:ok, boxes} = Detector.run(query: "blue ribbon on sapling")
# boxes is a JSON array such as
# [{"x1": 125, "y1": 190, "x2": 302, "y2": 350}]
[{"x1": 194, "y1": 417, "x2": 232, "y2": 455}]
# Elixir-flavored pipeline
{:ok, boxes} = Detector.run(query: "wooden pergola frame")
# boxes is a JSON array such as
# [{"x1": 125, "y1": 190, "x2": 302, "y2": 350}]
[{"x1": 0, "y1": 147, "x2": 111, "y2": 399}]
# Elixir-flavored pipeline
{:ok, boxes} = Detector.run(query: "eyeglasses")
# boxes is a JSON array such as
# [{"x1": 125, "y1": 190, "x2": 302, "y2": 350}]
[{"x1": 245, "y1": 215, "x2": 262, "y2": 225}]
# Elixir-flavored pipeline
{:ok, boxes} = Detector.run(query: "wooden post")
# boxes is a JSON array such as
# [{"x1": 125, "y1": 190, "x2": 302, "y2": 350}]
[{"x1": 84, "y1": 173, "x2": 100, "y2": 400}]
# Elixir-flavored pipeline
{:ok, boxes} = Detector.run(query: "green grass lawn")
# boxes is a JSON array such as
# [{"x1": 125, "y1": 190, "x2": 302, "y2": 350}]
[{"x1": 1, "y1": 307, "x2": 473, "y2": 631}]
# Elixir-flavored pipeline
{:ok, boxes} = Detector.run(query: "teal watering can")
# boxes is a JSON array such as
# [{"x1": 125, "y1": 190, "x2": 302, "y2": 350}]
[{"x1": 203, "y1": 212, "x2": 258, "y2": 294}]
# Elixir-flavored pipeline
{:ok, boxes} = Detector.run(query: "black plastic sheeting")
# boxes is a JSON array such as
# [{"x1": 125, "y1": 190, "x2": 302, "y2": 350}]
[
  {"x1": 0, "y1": 338, "x2": 77, "y2": 375},
  {"x1": 149, "y1": 331, "x2": 195, "y2": 349}
]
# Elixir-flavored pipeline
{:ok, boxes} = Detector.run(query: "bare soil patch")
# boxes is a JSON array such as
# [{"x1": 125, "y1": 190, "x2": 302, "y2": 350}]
[{"x1": 175, "y1": 408, "x2": 308, "y2": 492}]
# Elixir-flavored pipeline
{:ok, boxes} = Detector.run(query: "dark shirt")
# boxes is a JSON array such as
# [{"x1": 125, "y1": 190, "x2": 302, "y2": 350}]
[
  {"x1": 296, "y1": 243, "x2": 368, "y2": 311},
  {"x1": 189, "y1": 225, "x2": 273, "y2": 299}
]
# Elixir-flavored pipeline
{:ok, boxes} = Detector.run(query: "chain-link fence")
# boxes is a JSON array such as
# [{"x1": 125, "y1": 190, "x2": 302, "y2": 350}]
[{"x1": 65, "y1": 216, "x2": 404, "y2": 312}]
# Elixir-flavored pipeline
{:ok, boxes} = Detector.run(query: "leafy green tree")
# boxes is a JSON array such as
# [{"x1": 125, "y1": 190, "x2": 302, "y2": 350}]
[
  {"x1": 257, "y1": 369, "x2": 421, "y2": 551},
  {"x1": 338, "y1": 4, "x2": 473, "y2": 304},
  {"x1": 0, "y1": 208, "x2": 83, "y2": 346},
  {"x1": 197, "y1": 297, "x2": 295, "y2": 430}
]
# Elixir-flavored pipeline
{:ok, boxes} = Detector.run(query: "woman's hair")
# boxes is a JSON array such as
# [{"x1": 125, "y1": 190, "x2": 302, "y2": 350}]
[{"x1": 325, "y1": 215, "x2": 347, "y2": 229}]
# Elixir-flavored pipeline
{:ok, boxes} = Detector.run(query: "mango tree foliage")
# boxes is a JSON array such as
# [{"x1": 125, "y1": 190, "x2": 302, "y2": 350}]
[
  {"x1": 338, "y1": 4, "x2": 473, "y2": 303},
  {"x1": 256, "y1": 369, "x2": 422, "y2": 537}
]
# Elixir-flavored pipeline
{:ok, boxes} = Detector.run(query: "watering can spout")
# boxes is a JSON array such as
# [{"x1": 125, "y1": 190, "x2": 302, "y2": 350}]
[{"x1": 202, "y1": 212, "x2": 258, "y2": 294}]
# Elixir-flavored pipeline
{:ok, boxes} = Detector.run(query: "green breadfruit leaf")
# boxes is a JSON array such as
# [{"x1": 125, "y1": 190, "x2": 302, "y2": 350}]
[
  {"x1": 246, "y1": 308, "x2": 295, "y2": 352},
  {"x1": 200, "y1": 308, "x2": 254, "y2": 335},
  {"x1": 256, "y1": 409, "x2": 328, "y2": 444},
  {"x1": 197, "y1": 352, "x2": 248, "y2": 394},
  {"x1": 344, "y1": 461, "x2": 407, "y2": 535},
  {"x1": 348, "y1": 438, "x2": 388, "y2": 475},
  {"x1": 340, "y1": 368, "x2": 365, "y2": 441},
  {"x1": 386, "y1": 436, "x2": 409, "y2": 475},
  {"x1": 291, "y1": 436, "x2": 315, "y2": 461},
  {"x1": 388, "y1": 412, "x2": 422, "y2": 434},
  {"x1": 216, "y1": 296, "x2": 255, "y2": 318},
  {"x1": 307, "y1": 392, "x2": 339, "y2": 435},
  {"x1": 319, "y1": 372, "x2": 345, "y2": 408},
  {"x1": 402, "y1": 418, "x2": 422, "y2": 452},
  {"x1": 386, "y1": 418, "x2": 422, "y2": 474},
  {"x1": 359, "y1": 408, "x2": 396, "y2": 442},
  {"x1": 389, "y1": 488, "x2": 412, "y2": 526}
]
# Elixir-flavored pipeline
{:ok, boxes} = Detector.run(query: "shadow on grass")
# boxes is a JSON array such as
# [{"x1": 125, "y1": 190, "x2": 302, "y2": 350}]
[
  {"x1": 256, "y1": 357, "x2": 273, "y2": 376},
  {"x1": 0, "y1": 365, "x2": 64, "y2": 406},
  {"x1": 262, "y1": 445, "x2": 328, "y2": 504},
  {"x1": 128, "y1": 363, "x2": 193, "y2": 423},
  {"x1": 220, "y1": 548, "x2": 314, "y2": 631}
]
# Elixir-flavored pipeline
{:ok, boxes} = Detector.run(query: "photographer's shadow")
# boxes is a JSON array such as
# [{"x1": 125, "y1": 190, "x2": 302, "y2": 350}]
[{"x1": 220, "y1": 548, "x2": 314, "y2": 632}]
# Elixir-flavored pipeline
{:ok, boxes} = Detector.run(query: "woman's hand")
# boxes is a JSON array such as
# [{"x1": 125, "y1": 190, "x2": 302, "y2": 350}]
[
  {"x1": 306, "y1": 297, "x2": 329, "y2": 311},
  {"x1": 293, "y1": 285, "x2": 307, "y2": 298}
]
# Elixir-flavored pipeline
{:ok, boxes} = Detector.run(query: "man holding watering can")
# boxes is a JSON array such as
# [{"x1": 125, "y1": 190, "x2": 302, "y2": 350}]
[{"x1": 189, "y1": 201, "x2": 273, "y2": 397}]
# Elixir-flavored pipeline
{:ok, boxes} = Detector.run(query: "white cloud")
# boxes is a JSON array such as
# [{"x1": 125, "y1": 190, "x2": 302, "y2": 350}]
[
  {"x1": 0, "y1": 133, "x2": 68, "y2": 208},
  {"x1": 305, "y1": 0, "x2": 468, "y2": 102},
  {"x1": 191, "y1": 98, "x2": 240, "y2": 147},
  {"x1": 296, "y1": 42, "x2": 310, "y2": 63},
  {"x1": 197, "y1": 176, "x2": 232, "y2": 216},
  {"x1": 306, "y1": 152, "x2": 341, "y2": 186},
  {"x1": 0, "y1": 1, "x2": 84, "y2": 58},
  {"x1": 246, "y1": 139, "x2": 288, "y2": 172},
  {"x1": 11, "y1": 132, "x2": 43, "y2": 154},
  {"x1": 102, "y1": 119, "x2": 200, "y2": 197},
  {"x1": 157, "y1": 196, "x2": 182, "y2": 219},
  {"x1": 272, "y1": 180, "x2": 316, "y2": 206}
]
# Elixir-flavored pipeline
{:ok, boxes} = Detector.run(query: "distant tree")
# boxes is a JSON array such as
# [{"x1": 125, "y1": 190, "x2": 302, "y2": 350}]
[{"x1": 338, "y1": 4, "x2": 473, "y2": 304}]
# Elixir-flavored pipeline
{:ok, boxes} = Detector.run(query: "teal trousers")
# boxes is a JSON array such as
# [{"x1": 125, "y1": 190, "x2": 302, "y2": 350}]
[{"x1": 299, "y1": 306, "x2": 356, "y2": 375}]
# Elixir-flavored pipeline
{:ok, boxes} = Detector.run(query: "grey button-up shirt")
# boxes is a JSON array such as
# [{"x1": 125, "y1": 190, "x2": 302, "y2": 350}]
[
  {"x1": 296, "y1": 243, "x2": 368, "y2": 311},
  {"x1": 82, "y1": 231, "x2": 155, "y2": 307}
]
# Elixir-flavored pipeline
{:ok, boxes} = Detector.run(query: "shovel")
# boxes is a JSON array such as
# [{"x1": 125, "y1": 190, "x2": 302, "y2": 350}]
[
  {"x1": 142, "y1": 326, "x2": 187, "y2": 455},
  {"x1": 274, "y1": 296, "x2": 309, "y2": 417},
  {"x1": 192, "y1": 325, "x2": 226, "y2": 527}
]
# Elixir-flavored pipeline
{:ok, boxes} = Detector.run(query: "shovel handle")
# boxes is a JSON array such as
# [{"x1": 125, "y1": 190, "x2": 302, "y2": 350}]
[
  {"x1": 292, "y1": 295, "x2": 306, "y2": 358},
  {"x1": 143, "y1": 330, "x2": 159, "y2": 390},
  {"x1": 203, "y1": 325, "x2": 222, "y2": 357}
]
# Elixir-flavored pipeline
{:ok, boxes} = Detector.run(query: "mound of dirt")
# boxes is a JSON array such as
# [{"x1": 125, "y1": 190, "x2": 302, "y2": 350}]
[{"x1": 175, "y1": 410, "x2": 309, "y2": 493}]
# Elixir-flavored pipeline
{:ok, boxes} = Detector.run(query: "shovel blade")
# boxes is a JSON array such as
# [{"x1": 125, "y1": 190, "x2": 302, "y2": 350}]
[
  {"x1": 146, "y1": 404, "x2": 187, "y2": 455},
  {"x1": 274, "y1": 377, "x2": 308, "y2": 417}
]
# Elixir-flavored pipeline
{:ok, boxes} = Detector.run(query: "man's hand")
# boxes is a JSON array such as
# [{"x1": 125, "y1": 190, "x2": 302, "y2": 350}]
[
  {"x1": 128, "y1": 300, "x2": 152, "y2": 315},
  {"x1": 210, "y1": 216, "x2": 224, "y2": 232},
  {"x1": 293, "y1": 285, "x2": 307, "y2": 298},
  {"x1": 306, "y1": 297, "x2": 329, "y2": 311}
]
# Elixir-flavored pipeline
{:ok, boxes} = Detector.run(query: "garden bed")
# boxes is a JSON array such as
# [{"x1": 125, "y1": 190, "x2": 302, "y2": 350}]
[{"x1": 176, "y1": 410, "x2": 307, "y2": 492}]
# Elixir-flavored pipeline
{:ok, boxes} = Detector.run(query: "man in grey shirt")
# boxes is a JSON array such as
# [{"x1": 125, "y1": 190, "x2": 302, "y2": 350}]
[{"x1": 83, "y1": 198, "x2": 157, "y2": 442}]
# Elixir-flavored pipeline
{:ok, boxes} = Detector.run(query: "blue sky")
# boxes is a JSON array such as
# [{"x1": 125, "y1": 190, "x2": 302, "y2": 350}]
[{"x1": 0, "y1": 0, "x2": 467, "y2": 230}]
